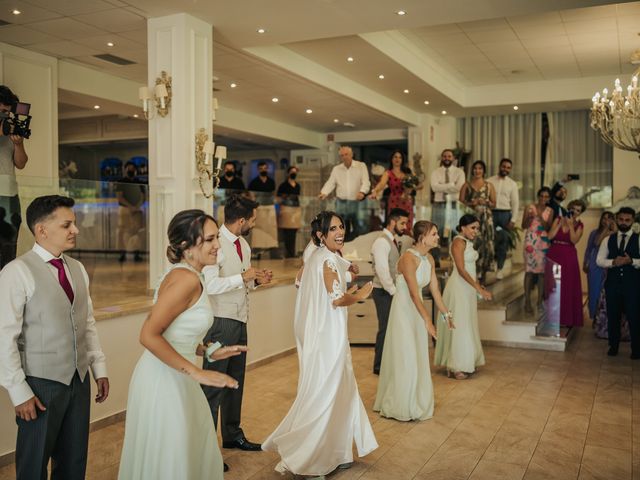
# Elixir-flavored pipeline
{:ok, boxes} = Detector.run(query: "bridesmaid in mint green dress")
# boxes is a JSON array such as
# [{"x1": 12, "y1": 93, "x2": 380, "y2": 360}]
[
  {"x1": 434, "y1": 214, "x2": 492, "y2": 380},
  {"x1": 374, "y1": 220, "x2": 453, "y2": 421},
  {"x1": 119, "y1": 210, "x2": 244, "y2": 480}
]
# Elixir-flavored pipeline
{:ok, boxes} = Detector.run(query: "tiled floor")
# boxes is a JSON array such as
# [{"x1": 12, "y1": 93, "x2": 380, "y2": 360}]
[{"x1": 2, "y1": 321, "x2": 638, "y2": 480}]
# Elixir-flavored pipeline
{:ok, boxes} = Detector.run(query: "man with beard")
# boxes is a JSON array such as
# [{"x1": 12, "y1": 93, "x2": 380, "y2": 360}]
[
  {"x1": 597, "y1": 207, "x2": 640, "y2": 358},
  {"x1": 370, "y1": 208, "x2": 409, "y2": 374},
  {"x1": 488, "y1": 158, "x2": 519, "y2": 279},
  {"x1": 202, "y1": 194, "x2": 273, "y2": 467},
  {"x1": 218, "y1": 161, "x2": 245, "y2": 192},
  {"x1": 248, "y1": 161, "x2": 276, "y2": 194}
]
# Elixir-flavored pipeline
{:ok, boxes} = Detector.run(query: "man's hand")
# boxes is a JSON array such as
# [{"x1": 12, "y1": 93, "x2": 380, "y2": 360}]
[
  {"x1": 15, "y1": 395, "x2": 46, "y2": 421},
  {"x1": 9, "y1": 134, "x2": 23, "y2": 146},
  {"x1": 613, "y1": 254, "x2": 632, "y2": 267},
  {"x1": 318, "y1": 193, "x2": 327, "y2": 200},
  {"x1": 507, "y1": 221, "x2": 515, "y2": 230},
  {"x1": 255, "y1": 269, "x2": 273, "y2": 285},
  {"x1": 241, "y1": 268, "x2": 257, "y2": 282},
  {"x1": 356, "y1": 192, "x2": 365, "y2": 201},
  {"x1": 95, "y1": 377, "x2": 109, "y2": 403}
]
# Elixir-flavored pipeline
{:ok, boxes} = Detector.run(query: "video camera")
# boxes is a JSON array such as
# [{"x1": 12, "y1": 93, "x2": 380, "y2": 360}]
[{"x1": 0, "y1": 102, "x2": 31, "y2": 139}]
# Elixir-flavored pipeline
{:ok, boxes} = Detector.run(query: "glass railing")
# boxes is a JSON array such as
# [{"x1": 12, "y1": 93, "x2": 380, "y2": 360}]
[{"x1": 536, "y1": 258, "x2": 562, "y2": 337}]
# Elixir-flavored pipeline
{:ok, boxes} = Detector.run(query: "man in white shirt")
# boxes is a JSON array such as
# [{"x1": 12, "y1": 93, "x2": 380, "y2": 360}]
[
  {"x1": 0, "y1": 195, "x2": 109, "y2": 480},
  {"x1": 430, "y1": 149, "x2": 465, "y2": 263},
  {"x1": 596, "y1": 207, "x2": 640, "y2": 358},
  {"x1": 370, "y1": 208, "x2": 409, "y2": 375},
  {"x1": 202, "y1": 194, "x2": 272, "y2": 457},
  {"x1": 319, "y1": 145, "x2": 371, "y2": 241},
  {"x1": 488, "y1": 158, "x2": 520, "y2": 279}
]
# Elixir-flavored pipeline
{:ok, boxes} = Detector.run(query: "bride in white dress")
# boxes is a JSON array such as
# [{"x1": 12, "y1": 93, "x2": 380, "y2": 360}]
[
  {"x1": 263, "y1": 211, "x2": 378, "y2": 478},
  {"x1": 118, "y1": 210, "x2": 245, "y2": 480},
  {"x1": 374, "y1": 220, "x2": 453, "y2": 421}
]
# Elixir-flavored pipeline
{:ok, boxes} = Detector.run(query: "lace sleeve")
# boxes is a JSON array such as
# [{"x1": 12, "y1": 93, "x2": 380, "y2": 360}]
[{"x1": 323, "y1": 258, "x2": 344, "y2": 301}]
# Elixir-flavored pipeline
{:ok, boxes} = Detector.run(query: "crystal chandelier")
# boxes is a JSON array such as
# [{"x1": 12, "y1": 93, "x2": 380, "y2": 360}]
[{"x1": 590, "y1": 69, "x2": 640, "y2": 155}]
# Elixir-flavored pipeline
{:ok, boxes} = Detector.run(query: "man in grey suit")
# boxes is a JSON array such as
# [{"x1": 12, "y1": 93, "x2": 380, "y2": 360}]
[
  {"x1": 0, "y1": 195, "x2": 109, "y2": 480},
  {"x1": 202, "y1": 194, "x2": 272, "y2": 454}
]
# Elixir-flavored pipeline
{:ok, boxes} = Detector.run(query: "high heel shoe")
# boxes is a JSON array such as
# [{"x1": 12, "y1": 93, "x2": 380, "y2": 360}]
[{"x1": 447, "y1": 370, "x2": 468, "y2": 380}]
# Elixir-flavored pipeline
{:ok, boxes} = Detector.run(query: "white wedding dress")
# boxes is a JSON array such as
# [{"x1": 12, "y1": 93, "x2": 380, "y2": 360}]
[
  {"x1": 262, "y1": 246, "x2": 378, "y2": 476},
  {"x1": 118, "y1": 264, "x2": 223, "y2": 480}
]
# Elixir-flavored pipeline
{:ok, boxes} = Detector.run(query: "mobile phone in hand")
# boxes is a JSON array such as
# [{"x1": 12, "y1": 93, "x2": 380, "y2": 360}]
[{"x1": 567, "y1": 174, "x2": 580, "y2": 180}]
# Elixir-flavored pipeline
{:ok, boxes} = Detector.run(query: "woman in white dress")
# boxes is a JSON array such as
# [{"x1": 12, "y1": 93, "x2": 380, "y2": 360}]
[
  {"x1": 374, "y1": 220, "x2": 453, "y2": 421},
  {"x1": 263, "y1": 211, "x2": 378, "y2": 478},
  {"x1": 434, "y1": 214, "x2": 492, "y2": 380},
  {"x1": 118, "y1": 210, "x2": 245, "y2": 480}
]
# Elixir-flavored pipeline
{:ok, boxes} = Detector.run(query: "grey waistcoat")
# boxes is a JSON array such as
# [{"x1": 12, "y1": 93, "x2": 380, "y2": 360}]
[
  {"x1": 372, "y1": 232, "x2": 400, "y2": 290},
  {"x1": 18, "y1": 250, "x2": 89, "y2": 385}
]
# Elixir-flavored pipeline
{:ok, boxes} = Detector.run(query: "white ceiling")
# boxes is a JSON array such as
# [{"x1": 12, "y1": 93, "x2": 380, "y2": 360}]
[{"x1": 2, "y1": 0, "x2": 638, "y2": 144}]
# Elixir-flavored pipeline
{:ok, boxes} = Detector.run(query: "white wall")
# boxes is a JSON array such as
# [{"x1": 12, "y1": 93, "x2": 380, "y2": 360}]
[{"x1": 613, "y1": 148, "x2": 639, "y2": 203}]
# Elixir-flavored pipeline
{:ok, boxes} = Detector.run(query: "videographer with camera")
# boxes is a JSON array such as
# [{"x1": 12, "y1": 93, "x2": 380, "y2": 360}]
[{"x1": 0, "y1": 85, "x2": 29, "y2": 269}]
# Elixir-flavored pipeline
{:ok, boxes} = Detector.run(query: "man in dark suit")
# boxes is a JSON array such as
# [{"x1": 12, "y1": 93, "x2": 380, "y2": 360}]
[
  {"x1": 597, "y1": 207, "x2": 640, "y2": 358},
  {"x1": 0, "y1": 195, "x2": 109, "y2": 480}
]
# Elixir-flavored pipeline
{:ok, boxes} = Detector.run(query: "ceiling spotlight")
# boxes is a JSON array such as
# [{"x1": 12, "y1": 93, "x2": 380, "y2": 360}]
[
  {"x1": 378, "y1": 74, "x2": 385, "y2": 79},
  {"x1": 441, "y1": 110, "x2": 447, "y2": 115},
  {"x1": 271, "y1": 97, "x2": 279, "y2": 103},
  {"x1": 424, "y1": 100, "x2": 430, "y2": 105},
  {"x1": 133, "y1": 114, "x2": 139, "y2": 118},
  {"x1": 257, "y1": 28, "x2": 266, "y2": 34},
  {"x1": 343, "y1": 122, "x2": 356, "y2": 127},
  {"x1": 513, "y1": 105, "x2": 519, "y2": 111},
  {"x1": 333, "y1": 118, "x2": 340, "y2": 123},
  {"x1": 93, "y1": 105, "x2": 101, "y2": 110},
  {"x1": 347, "y1": 56, "x2": 354, "y2": 62},
  {"x1": 403, "y1": 89, "x2": 410, "y2": 94},
  {"x1": 107, "y1": 42, "x2": 114, "y2": 47},
  {"x1": 11, "y1": 9, "x2": 20, "y2": 15},
  {"x1": 396, "y1": 10, "x2": 407, "y2": 16},
  {"x1": 230, "y1": 83, "x2": 237, "y2": 88},
  {"x1": 305, "y1": 108, "x2": 313, "y2": 114}
]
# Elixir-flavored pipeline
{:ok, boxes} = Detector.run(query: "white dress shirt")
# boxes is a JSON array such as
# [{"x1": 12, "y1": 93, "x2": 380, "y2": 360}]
[
  {"x1": 370, "y1": 228, "x2": 397, "y2": 295},
  {"x1": 203, "y1": 224, "x2": 255, "y2": 294},
  {"x1": 596, "y1": 231, "x2": 640, "y2": 269},
  {"x1": 320, "y1": 160, "x2": 371, "y2": 200},
  {"x1": 488, "y1": 175, "x2": 520, "y2": 222},
  {"x1": 0, "y1": 243, "x2": 107, "y2": 406},
  {"x1": 430, "y1": 165, "x2": 465, "y2": 202}
]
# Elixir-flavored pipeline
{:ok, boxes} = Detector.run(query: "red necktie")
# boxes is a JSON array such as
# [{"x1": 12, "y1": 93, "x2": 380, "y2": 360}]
[
  {"x1": 49, "y1": 258, "x2": 75, "y2": 304},
  {"x1": 234, "y1": 238, "x2": 243, "y2": 262}
]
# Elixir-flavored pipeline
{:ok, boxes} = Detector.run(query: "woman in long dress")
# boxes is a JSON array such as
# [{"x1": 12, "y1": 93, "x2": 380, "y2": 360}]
[
  {"x1": 118, "y1": 210, "x2": 244, "y2": 480},
  {"x1": 263, "y1": 211, "x2": 378, "y2": 478},
  {"x1": 434, "y1": 214, "x2": 492, "y2": 380},
  {"x1": 546, "y1": 199, "x2": 586, "y2": 327},
  {"x1": 583, "y1": 211, "x2": 615, "y2": 320},
  {"x1": 521, "y1": 187, "x2": 553, "y2": 313},
  {"x1": 459, "y1": 160, "x2": 496, "y2": 284},
  {"x1": 374, "y1": 220, "x2": 453, "y2": 421}
]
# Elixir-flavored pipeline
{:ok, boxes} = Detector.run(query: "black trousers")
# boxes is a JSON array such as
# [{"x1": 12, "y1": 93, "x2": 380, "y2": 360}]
[
  {"x1": 605, "y1": 278, "x2": 640, "y2": 354},
  {"x1": 492, "y1": 210, "x2": 512, "y2": 270},
  {"x1": 15, "y1": 372, "x2": 90, "y2": 480},
  {"x1": 0, "y1": 194, "x2": 21, "y2": 269},
  {"x1": 372, "y1": 287, "x2": 393, "y2": 373},
  {"x1": 202, "y1": 317, "x2": 247, "y2": 443},
  {"x1": 280, "y1": 228, "x2": 297, "y2": 258}
]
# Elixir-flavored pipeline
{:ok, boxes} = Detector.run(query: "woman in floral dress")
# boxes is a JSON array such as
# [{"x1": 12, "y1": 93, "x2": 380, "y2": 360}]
[{"x1": 521, "y1": 187, "x2": 553, "y2": 313}]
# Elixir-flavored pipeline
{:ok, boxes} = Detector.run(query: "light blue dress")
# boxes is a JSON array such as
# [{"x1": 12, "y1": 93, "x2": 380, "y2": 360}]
[
  {"x1": 118, "y1": 264, "x2": 223, "y2": 480},
  {"x1": 374, "y1": 248, "x2": 434, "y2": 421}
]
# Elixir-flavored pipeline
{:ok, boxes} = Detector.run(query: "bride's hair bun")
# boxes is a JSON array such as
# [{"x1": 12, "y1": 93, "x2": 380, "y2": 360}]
[{"x1": 166, "y1": 244, "x2": 183, "y2": 263}]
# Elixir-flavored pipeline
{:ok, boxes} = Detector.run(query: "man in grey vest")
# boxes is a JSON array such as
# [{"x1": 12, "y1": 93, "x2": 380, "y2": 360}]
[
  {"x1": 371, "y1": 208, "x2": 409, "y2": 375},
  {"x1": 203, "y1": 194, "x2": 272, "y2": 454},
  {"x1": 0, "y1": 195, "x2": 109, "y2": 480}
]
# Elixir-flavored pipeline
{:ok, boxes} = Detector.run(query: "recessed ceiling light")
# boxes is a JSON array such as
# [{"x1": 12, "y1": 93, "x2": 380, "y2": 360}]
[
  {"x1": 230, "y1": 82, "x2": 237, "y2": 88},
  {"x1": 513, "y1": 105, "x2": 519, "y2": 111},
  {"x1": 133, "y1": 114, "x2": 139, "y2": 118},
  {"x1": 403, "y1": 89, "x2": 410, "y2": 94},
  {"x1": 347, "y1": 56, "x2": 354, "y2": 62},
  {"x1": 107, "y1": 42, "x2": 114, "y2": 47},
  {"x1": 305, "y1": 108, "x2": 313, "y2": 114},
  {"x1": 396, "y1": 10, "x2": 407, "y2": 16},
  {"x1": 93, "y1": 105, "x2": 101, "y2": 110},
  {"x1": 11, "y1": 9, "x2": 20, "y2": 15},
  {"x1": 271, "y1": 97, "x2": 279, "y2": 103},
  {"x1": 343, "y1": 122, "x2": 356, "y2": 127},
  {"x1": 424, "y1": 100, "x2": 430, "y2": 105},
  {"x1": 257, "y1": 28, "x2": 266, "y2": 34},
  {"x1": 441, "y1": 110, "x2": 447, "y2": 115},
  {"x1": 378, "y1": 74, "x2": 385, "y2": 79},
  {"x1": 333, "y1": 118, "x2": 340, "y2": 123}
]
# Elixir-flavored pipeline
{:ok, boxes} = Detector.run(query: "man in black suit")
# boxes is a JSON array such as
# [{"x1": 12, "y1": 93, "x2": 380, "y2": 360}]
[{"x1": 597, "y1": 207, "x2": 640, "y2": 358}]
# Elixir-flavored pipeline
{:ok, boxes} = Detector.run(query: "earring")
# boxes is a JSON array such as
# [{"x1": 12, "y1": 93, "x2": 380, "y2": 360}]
[
  {"x1": 319, "y1": 239, "x2": 325, "y2": 247},
  {"x1": 186, "y1": 251, "x2": 193, "y2": 260}
]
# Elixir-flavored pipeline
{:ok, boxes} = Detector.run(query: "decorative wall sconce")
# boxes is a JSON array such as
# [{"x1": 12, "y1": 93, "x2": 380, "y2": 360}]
[
  {"x1": 195, "y1": 128, "x2": 227, "y2": 198},
  {"x1": 138, "y1": 71, "x2": 172, "y2": 119}
]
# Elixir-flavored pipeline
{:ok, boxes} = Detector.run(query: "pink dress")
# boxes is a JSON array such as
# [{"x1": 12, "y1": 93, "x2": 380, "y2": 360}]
[
  {"x1": 545, "y1": 221, "x2": 583, "y2": 327},
  {"x1": 523, "y1": 205, "x2": 552, "y2": 273}
]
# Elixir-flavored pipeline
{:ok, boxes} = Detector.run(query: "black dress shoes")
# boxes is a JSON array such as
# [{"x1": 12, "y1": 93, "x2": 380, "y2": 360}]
[
  {"x1": 607, "y1": 347, "x2": 618, "y2": 356},
  {"x1": 223, "y1": 463, "x2": 229, "y2": 472},
  {"x1": 222, "y1": 437, "x2": 262, "y2": 451}
]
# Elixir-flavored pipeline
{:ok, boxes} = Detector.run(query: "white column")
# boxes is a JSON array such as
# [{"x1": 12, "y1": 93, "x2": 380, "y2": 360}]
[{"x1": 147, "y1": 14, "x2": 213, "y2": 285}]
